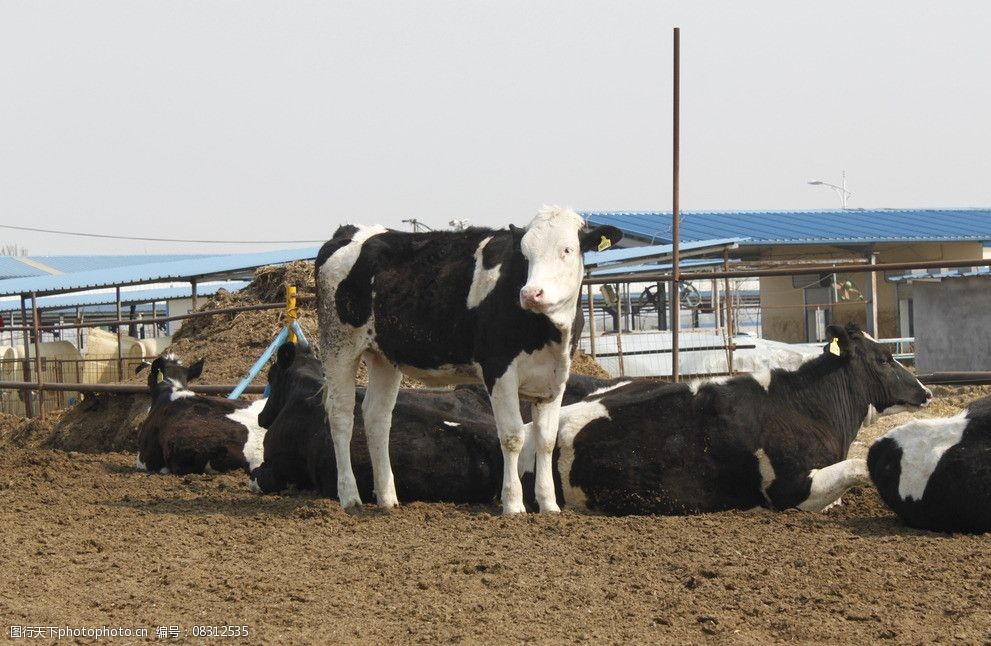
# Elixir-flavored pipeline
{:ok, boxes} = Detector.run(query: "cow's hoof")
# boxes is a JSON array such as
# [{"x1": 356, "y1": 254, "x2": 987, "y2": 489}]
[
  {"x1": 538, "y1": 502, "x2": 561, "y2": 513},
  {"x1": 247, "y1": 478, "x2": 262, "y2": 494},
  {"x1": 339, "y1": 494, "x2": 363, "y2": 510},
  {"x1": 501, "y1": 502, "x2": 527, "y2": 516}
]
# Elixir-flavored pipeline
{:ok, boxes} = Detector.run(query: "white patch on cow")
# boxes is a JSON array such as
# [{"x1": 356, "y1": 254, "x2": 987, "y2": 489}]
[
  {"x1": 688, "y1": 375, "x2": 731, "y2": 395},
  {"x1": 881, "y1": 414, "x2": 969, "y2": 501},
  {"x1": 442, "y1": 421, "x2": 460, "y2": 427},
  {"x1": 228, "y1": 398, "x2": 268, "y2": 471},
  {"x1": 159, "y1": 467, "x2": 170, "y2": 475},
  {"x1": 587, "y1": 380, "x2": 632, "y2": 398},
  {"x1": 247, "y1": 478, "x2": 262, "y2": 494},
  {"x1": 754, "y1": 448, "x2": 776, "y2": 506},
  {"x1": 317, "y1": 224, "x2": 388, "y2": 298},
  {"x1": 861, "y1": 404, "x2": 880, "y2": 429},
  {"x1": 466, "y1": 236, "x2": 501, "y2": 309},
  {"x1": 168, "y1": 379, "x2": 195, "y2": 401},
  {"x1": 798, "y1": 458, "x2": 869, "y2": 511},
  {"x1": 515, "y1": 341, "x2": 571, "y2": 402},
  {"x1": 554, "y1": 400, "x2": 610, "y2": 510},
  {"x1": 135, "y1": 454, "x2": 147, "y2": 471},
  {"x1": 751, "y1": 368, "x2": 773, "y2": 392}
]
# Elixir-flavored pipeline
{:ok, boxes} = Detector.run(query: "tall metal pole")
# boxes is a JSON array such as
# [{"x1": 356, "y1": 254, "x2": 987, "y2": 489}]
[
  {"x1": 19, "y1": 295, "x2": 33, "y2": 418},
  {"x1": 671, "y1": 27, "x2": 681, "y2": 382},
  {"x1": 116, "y1": 286, "x2": 124, "y2": 381},
  {"x1": 31, "y1": 293, "x2": 44, "y2": 420}
]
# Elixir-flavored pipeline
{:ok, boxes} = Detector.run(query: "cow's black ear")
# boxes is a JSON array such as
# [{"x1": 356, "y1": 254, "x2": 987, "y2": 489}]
[
  {"x1": 825, "y1": 325, "x2": 850, "y2": 357},
  {"x1": 187, "y1": 358, "x2": 205, "y2": 380},
  {"x1": 276, "y1": 341, "x2": 297, "y2": 366},
  {"x1": 135, "y1": 361, "x2": 152, "y2": 375},
  {"x1": 509, "y1": 223, "x2": 523, "y2": 237},
  {"x1": 581, "y1": 225, "x2": 623, "y2": 253}
]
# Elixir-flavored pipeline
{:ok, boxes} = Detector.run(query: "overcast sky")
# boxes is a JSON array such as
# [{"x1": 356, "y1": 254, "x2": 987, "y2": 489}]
[{"x1": 2, "y1": 2, "x2": 989, "y2": 256}]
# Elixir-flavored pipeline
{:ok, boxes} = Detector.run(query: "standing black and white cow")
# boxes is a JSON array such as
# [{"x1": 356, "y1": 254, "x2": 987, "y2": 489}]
[
  {"x1": 527, "y1": 324, "x2": 932, "y2": 515},
  {"x1": 315, "y1": 206, "x2": 621, "y2": 514},
  {"x1": 249, "y1": 341, "x2": 504, "y2": 503},
  {"x1": 135, "y1": 354, "x2": 267, "y2": 475},
  {"x1": 868, "y1": 395, "x2": 991, "y2": 533}
]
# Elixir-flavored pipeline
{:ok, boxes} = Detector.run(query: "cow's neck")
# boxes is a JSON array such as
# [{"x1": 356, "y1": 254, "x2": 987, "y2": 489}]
[{"x1": 772, "y1": 357, "x2": 871, "y2": 449}]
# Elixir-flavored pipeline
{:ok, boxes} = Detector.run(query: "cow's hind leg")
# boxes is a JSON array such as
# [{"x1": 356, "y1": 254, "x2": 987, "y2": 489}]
[
  {"x1": 531, "y1": 389, "x2": 565, "y2": 513},
  {"x1": 361, "y1": 352, "x2": 402, "y2": 508},
  {"x1": 489, "y1": 374, "x2": 527, "y2": 515},
  {"x1": 797, "y1": 459, "x2": 869, "y2": 512},
  {"x1": 324, "y1": 351, "x2": 363, "y2": 509}
]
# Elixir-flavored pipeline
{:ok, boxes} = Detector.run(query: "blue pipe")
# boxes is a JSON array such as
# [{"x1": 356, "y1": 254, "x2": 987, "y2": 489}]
[
  {"x1": 291, "y1": 320, "x2": 310, "y2": 348},
  {"x1": 228, "y1": 326, "x2": 289, "y2": 399}
]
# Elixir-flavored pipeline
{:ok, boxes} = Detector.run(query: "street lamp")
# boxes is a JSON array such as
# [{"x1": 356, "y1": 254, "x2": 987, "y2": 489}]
[{"x1": 808, "y1": 171, "x2": 852, "y2": 209}]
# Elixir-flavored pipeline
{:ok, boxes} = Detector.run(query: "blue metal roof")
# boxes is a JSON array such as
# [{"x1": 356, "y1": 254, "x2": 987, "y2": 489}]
[
  {"x1": 887, "y1": 267, "x2": 991, "y2": 282},
  {"x1": 583, "y1": 238, "x2": 742, "y2": 269},
  {"x1": 582, "y1": 209, "x2": 991, "y2": 245},
  {"x1": 0, "y1": 247, "x2": 319, "y2": 298},
  {"x1": 0, "y1": 254, "x2": 215, "y2": 280},
  {"x1": 0, "y1": 257, "x2": 49, "y2": 280},
  {"x1": 0, "y1": 281, "x2": 248, "y2": 312}
]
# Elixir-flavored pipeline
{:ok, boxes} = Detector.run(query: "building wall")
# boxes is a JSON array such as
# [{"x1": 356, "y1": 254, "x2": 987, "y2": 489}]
[
  {"x1": 913, "y1": 276, "x2": 991, "y2": 373},
  {"x1": 757, "y1": 241, "x2": 983, "y2": 342}
]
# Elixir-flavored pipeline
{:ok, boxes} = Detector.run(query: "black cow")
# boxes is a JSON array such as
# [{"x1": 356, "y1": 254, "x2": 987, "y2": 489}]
[
  {"x1": 315, "y1": 206, "x2": 621, "y2": 514},
  {"x1": 868, "y1": 395, "x2": 991, "y2": 533},
  {"x1": 249, "y1": 342, "x2": 503, "y2": 502},
  {"x1": 135, "y1": 354, "x2": 267, "y2": 475},
  {"x1": 528, "y1": 324, "x2": 932, "y2": 515}
]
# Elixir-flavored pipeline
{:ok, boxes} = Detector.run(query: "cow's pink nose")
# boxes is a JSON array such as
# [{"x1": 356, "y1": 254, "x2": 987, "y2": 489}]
[{"x1": 520, "y1": 286, "x2": 544, "y2": 308}]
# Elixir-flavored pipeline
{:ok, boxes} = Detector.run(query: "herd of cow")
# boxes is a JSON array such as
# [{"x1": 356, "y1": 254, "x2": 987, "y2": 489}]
[{"x1": 135, "y1": 207, "x2": 991, "y2": 533}]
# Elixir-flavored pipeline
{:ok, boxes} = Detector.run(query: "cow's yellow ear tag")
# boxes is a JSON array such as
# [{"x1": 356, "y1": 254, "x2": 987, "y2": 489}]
[
  {"x1": 829, "y1": 338, "x2": 841, "y2": 356},
  {"x1": 156, "y1": 370, "x2": 164, "y2": 383},
  {"x1": 597, "y1": 236, "x2": 612, "y2": 252}
]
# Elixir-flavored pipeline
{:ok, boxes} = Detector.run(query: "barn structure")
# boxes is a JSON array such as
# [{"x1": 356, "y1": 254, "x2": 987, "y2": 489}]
[{"x1": 583, "y1": 209, "x2": 991, "y2": 343}]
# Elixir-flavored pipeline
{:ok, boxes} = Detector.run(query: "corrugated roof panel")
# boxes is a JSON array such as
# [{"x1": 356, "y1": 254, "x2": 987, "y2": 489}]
[
  {"x1": 34, "y1": 254, "x2": 214, "y2": 274},
  {"x1": 886, "y1": 267, "x2": 991, "y2": 282},
  {"x1": 0, "y1": 246, "x2": 320, "y2": 298},
  {"x1": 0, "y1": 257, "x2": 49, "y2": 280},
  {"x1": 0, "y1": 281, "x2": 248, "y2": 311},
  {"x1": 582, "y1": 209, "x2": 991, "y2": 245}
]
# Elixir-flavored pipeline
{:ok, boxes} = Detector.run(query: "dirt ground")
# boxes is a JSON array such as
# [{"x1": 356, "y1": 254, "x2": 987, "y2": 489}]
[
  {"x1": 2, "y1": 387, "x2": 991, "y2": 644},
  {"x1": 2, "y1": 262, "x2": 990, "y2": 643}
]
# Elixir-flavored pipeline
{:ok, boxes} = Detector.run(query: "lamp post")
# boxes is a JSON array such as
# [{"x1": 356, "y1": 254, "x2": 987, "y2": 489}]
[{"x1": 808, "y1": 171, "x2": 852, "y2": 209}]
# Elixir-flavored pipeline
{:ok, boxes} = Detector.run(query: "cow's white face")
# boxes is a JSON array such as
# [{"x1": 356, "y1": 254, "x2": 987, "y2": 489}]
[{"x1": 518, "y1": 206, "x2": 588, "y2": 327}]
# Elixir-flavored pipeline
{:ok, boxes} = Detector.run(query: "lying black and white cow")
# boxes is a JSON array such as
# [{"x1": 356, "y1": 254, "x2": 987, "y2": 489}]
[
  {"x1": 526, "y1": 324, "x2": 932, "y2": 515},
  {"x1": 316, "y1": 206, "x2": 621, "y2": 514},
  {"x1": 868, "y1": 395, "x2": 991, "y2": 533},
  {"x1": 135, "y1": 354, "x2": 266, "y2": 475},
  {"x1": 249, "y1": 341, "x2": 503, "y2": 502}
]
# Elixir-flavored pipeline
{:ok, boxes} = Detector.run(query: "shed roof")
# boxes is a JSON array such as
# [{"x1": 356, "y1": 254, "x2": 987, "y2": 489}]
[
  {"x1": 0, "y1": 281, "x2": 247, "y2": 312},
  {"x1": 583, "y1": 209, "x2": 991, "y2": 246},
  {"x1": 583, "y1": 238, "x2": 742, "y2": 270},
  {"x1": 0, "y1": 254, "x2": 214, "y2": 280},
  {"x1": 0, "y1": 247, "x2": 319, "y2": 298}
]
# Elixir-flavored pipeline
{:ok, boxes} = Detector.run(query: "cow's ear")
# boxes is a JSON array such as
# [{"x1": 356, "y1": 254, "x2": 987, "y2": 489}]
[
  {"x1": 187, "y1": 358, "x2": 205, "y2": 380},
  {"x1": 276, "y1": 341, "x2": 297, "y2": 366},
  {"x1": 135, "y1": 361, "x2": 152, "y2": 375},
  {"x1": 509, "y1": 223, "x2": 524, "y2": 237},
  {"x1": 580, "y1": 225, "x2": 623, "y2": 253},
  {"x1": 824, "y1": 325, "x2": 850, "y2": 357}
]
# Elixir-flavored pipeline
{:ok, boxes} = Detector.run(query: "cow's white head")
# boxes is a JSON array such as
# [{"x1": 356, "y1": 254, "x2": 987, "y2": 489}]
[{"x1": 517, "y1": 206, "x2": 622, "y2": 328}]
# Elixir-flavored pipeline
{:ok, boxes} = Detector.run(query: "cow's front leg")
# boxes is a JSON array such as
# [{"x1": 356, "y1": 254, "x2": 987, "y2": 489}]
[
  {"x1": 324, "y1": 354, "x2": 363, "y2": 509},
  {"x1": 361, "y1": 352, "x2": 402, "y2": 509},
  {"x1": 489, "y1": 375, "x2": 527, "y2": 515},
  {"x1": 531, "y1": 389, "x2": 565, "y2": 513},
  {"x1": 797, "y1": 459, "x2": 870, "y2": 512}
]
